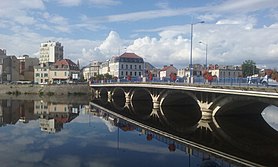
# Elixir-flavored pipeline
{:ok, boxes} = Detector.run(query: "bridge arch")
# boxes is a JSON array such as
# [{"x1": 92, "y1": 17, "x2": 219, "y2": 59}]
[
  {"x1": 157, "y1": 90, "x2": 202, "y2": 131},
  {"x1": 211, "y1": 95, "x2": 273, "y2": 116},
  {"x1": 129, "y1": 88, "x2": 153, "y2": 119}
]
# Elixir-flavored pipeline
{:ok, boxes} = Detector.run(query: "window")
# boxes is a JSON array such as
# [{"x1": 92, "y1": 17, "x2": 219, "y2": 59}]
[
  {"x1": 130, "y1": 65, "x2": 132, "y2": 69},
  {"x1": 135, "y1": 65, "x2": 137, "y2": 69},
  {"x1": 65, "y1": 72, "x2": 67, "y2": 76},
  {"x1": 126, "y1": 71, "x2": 128, "y2": 76},
  {"x1": 44, "y1": 73, "x2": 48, "y2": 77},
  {"x1": 36, "y1": 73, "x2": 40, "y2": 77},
  {"x1": 139, "y1": 65, "x2": 141, "y2": 69},
  {"x1": 121, "y1": 71, "x2": 123, "y2": 76},
  {"x1": 121, "y1": 64, "x2": 123, "y2": 69},
  {"x1": 130, "y1": 71, "x2": 132, "y2": 76},
  {"x1": 139, "y1": 72, "x2": 141, "y2": 76},
  {"x1": 126, "y1": 64, "x2": 128, "y2": 69},
  {"x1": 134, "y1": 72, "x2": 137, "y2": 76},
  {"x1": 54, "y1": 72, "x2": 57, "y2": 76}
]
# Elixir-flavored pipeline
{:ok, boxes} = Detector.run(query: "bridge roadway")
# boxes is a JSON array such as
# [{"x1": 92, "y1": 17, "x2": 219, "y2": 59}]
[{"x1": 90, "y1": 83, "x2": 278, "y2": 117}]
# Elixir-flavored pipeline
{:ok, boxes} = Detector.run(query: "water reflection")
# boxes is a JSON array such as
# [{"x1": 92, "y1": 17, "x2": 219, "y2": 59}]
[
  {"x1": 92, "y1": 95, "x2": 278, "y2": 167},
  {"x1": 0, "y1": 96, "x2": 277, "y2": 167},
  {"x1": 0, "y1": 99, "x2": 84, "y2": 133},
  {"x1": 262, "y1": 105, "x2": 278, "y2": 131}
]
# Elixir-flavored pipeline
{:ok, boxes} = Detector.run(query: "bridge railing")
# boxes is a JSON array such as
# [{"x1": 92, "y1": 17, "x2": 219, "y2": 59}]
[{"x1": 90, "y1": 77, "x2": 265, "y2": 87}]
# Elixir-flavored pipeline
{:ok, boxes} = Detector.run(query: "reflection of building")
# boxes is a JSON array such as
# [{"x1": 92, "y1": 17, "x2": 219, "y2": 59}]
[
  {"x1": 34, "y1": 101, "x2": 80, "y2": 133},
  {"x1": 0, "y1": 100, "x2": 35, "y2": 126}
]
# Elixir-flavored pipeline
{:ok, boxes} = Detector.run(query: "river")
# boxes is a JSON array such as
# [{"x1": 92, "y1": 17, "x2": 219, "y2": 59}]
[{"x1": 0, "y1": 95, "x2": 277, "y2": 167}]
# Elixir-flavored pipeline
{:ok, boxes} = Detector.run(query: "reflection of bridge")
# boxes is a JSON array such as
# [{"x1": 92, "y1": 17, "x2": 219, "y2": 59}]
[
  {"x1": 90, "y1": 83, "x2": 278, "y2": 166},
  {"x1": 90, "y1": 83, "x2": 278, "y2": 117}
]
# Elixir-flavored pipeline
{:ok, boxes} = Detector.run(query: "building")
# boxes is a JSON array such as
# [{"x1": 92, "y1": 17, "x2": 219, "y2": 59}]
[
  {"x1": 49, "y1": 59, "x2": 80, "y2": 84},
  {"x1": 160, "y1": 64, "x2": 177, "y2": 80},
  {"x1": 18, "y1": 55, "x2": 39, "y2": 81},
  {"x1": 34, "y1": 63, "x2": 51, "y2": 84},
  {"x1": 98, "y1": 53, "x2": 145, "y2": 80},
  {"x1": 209, "y1": 66, "x2": 242, "y2": 79},
  {"x1": 39, "y1": 41, "x2": 63, "y2": 64},
  {"x1": 0, "y1": 55, "x2": 20, "y2": 83},
  {"x1": 82, "y1": 61, "x2": 101, "y2": 81},
  {"x1": 118, "y1": 53, "x2": 144, "y2": 79}
]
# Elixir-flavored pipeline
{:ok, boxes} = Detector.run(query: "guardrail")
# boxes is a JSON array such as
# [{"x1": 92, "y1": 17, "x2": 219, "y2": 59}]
[{"x1": 90, "y1": 77, "x2": 267, "y2": 88}]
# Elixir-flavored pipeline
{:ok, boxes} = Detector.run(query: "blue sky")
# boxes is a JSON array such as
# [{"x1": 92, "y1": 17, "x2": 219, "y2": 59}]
[{"x1": 1, "y1": 0, "x2": 278, "y2": 69}]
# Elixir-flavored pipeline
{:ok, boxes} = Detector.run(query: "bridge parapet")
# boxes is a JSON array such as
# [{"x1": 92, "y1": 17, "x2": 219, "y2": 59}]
[{"x1": 90, "y1": 83, "x2": 278, "y2": 117}]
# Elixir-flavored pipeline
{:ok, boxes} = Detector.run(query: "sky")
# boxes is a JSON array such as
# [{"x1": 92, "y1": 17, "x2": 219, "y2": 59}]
[{"x1": 1, "y1": 0, "x2": 278, "y2": 69}]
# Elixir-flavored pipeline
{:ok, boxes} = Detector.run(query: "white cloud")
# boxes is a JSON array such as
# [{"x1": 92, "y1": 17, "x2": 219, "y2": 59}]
[
  {"x1": 58, "y1": 0, "x2": 82, "y2": 6},
  {"x1": 212, "y1": 0, "x2": 278, "y2": 13},
  {"x1": 88, "y1": 0, "x2": 121, "y2": 7}
]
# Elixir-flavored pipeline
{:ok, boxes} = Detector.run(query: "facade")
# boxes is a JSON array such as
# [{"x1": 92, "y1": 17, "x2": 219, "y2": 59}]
[
  {"x1": 34, "y1": 63, "x2": 51, "y2": 84},
  {"x1": 49, "y1": 59, "x2": 80, "y2": 84},
  {"x1": 99, "y1": 53, "x2": 145, "y2": 79},
  {"x1": 177, "y1": 68, "x2": 189, "y2": 78},
  {"x1": 39, "y1": 41, "x2": 63, "y2": 64},
  {"x1": 82, "y1": 61, "x2": 101, "y2": 81},
  {"x1": 159, "y1": 64, "x2": 177, "y2": 80},
  {"x1": 18, "y1": 55, "x2": 39, "y2": 81},
  {"x1": 209, "y1": 66, "x2": 242, "y2": 78},
  {"x1": 117, "y1": 53, "x2": 144, "y2": 79},
  {"x1": 0, "y1": 55, "x2": 20, "y2": 83},
  {"x1": 34, "y1": 59, "x2": 80, "y2": 84}
]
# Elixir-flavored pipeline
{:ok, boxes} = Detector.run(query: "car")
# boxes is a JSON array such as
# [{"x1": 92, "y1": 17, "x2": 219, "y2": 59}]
[{"x1": 260, "y1": 76, "x2": 278, "y2": 87}]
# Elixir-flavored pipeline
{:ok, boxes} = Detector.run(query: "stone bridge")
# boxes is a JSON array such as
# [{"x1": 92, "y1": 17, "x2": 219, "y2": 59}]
[{"x1": 90, "y1": 83, "x2": 278, "y2": 118}]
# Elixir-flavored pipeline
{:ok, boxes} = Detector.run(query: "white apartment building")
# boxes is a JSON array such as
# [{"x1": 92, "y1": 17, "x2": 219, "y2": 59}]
[
  {"x1": 39, "y1": 41, "x2": 63, "y2": 64},
  {"x1": 99, "y1": 53, "x2": 144, "y2": 79},
  {"x1": 82, "y1": 61, "x2": 101, "y2": 81}
]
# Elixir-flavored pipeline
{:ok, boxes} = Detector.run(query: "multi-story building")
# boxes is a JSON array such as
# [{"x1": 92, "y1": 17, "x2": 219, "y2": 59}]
[
  {"x1": 117, "y1": 52, "x2": 144, "y2": 79},
  {"x1": 209, "y1": 66, "x2": 242, "y2": 79},
  {"x1": 160, "y1": 64, "x2": 177, "y2": 80},
  {"x1": 99, "y1": 53, "x2": 145, "y2": 79},
  {"x1": 34, "y1": 59, "x2": 80, "y2": 84},
  {"x1": 18, "y1": 55, "x2": 39, "y2": 81},
  {"x1": 49, "y1": 59, "x2": 80, "y2": 84},
  {"x1": 33, "y1": 63, "x2": 51, "y2": 84},
  {"x1": 39, "y1": 41, "x2": 63, "y2": 64},
  {"x1": 82, "y1": 61, "x2": 101, "y2": 81}
]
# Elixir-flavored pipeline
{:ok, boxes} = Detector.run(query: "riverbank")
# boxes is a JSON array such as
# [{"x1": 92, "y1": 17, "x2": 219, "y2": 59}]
[{"x1": 0, "y1": 84, "x2": 92, "y2": 96}]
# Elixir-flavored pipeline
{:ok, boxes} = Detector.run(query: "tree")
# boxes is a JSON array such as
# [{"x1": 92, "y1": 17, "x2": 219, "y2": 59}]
[{"x1": 241, "y1": 60, "x2": 257, "y2": 77}]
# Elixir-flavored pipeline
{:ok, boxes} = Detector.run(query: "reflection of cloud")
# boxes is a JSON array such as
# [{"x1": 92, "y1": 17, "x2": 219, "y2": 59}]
[
  {"x1": 44, "y1": 155, "x2": 80, "y2": 167},
  {"x1": 262, "y1": 105, "x2": 278, "y2": 131}
]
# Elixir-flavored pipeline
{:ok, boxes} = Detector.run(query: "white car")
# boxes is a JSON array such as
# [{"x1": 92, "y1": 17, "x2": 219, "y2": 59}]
[{"x1": 261, "y1": 76, "x2": 278, "y2": 87}]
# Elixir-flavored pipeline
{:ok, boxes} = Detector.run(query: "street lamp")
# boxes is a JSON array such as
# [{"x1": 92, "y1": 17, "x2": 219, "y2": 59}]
[
  {"x1": 199, "y1": 41, "x2": 208, "y2": 70},
  {"x1": 189, "y1": 21, "x2": 205, "y2": 84}
]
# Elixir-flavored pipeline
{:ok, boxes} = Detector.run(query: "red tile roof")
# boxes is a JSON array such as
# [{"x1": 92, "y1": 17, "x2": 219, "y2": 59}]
[
  {"x1": 53, "y1": 59, "x2": 79, "y2": 70},
  {"x1": 120, "y1": 52, "x2": 142, "y2": 59}
]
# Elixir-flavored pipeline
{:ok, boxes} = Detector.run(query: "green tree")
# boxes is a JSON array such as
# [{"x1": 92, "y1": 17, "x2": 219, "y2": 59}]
[
  {"x1": 103, "y1": 73, "x2": 112, "y2": 80},
  {"x1": 241, "y1": 60, "x2": 257, "y2": 77}
]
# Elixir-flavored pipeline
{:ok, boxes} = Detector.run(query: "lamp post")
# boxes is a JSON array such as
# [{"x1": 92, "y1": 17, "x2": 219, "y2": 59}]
[
  {"x1": 189, "y1": 21, "x2": 205, "y2": 84},
  {"x1": 199, "y1": 41, "x2": 208, "y2": 70}
]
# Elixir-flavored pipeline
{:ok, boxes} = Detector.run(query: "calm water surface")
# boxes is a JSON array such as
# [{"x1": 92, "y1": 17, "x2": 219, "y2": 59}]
[{"x1": 0, "y1": 97, "x2": 277, "y2": 167}]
